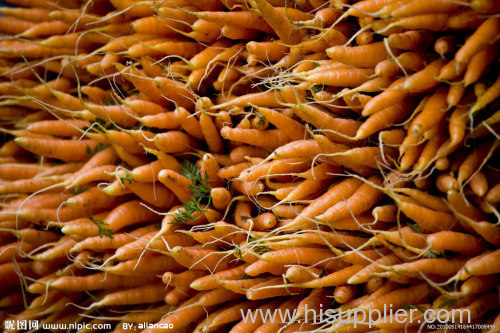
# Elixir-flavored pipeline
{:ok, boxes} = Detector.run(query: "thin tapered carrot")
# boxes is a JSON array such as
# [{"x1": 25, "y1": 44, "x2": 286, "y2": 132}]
[
  {"x1": 292, "y1": 265, "x2": 364, "y2": 288},
  {"x1": 306, "y1": 68, "x2": 374, "y2": 87},
  {"x1": 190, "y1": 264, "x2": 250, "y2": 291},
  {"x1": 0, "y1": 163, "x2": 42, "y2": 180},
  {"x1": 347, "y1": 253, "x2": 402, "y2": 284},
  {"x1": 395, "y1": 188, "x2": 450, "y2": 213},
  {"x1": 396, "y1": 197, "x2": 457, "y2": 232},
  {"x1": 0, "y1": 16, "x2": 35, "y2": 34},
  {"x1": 203, "y1": 299, "x2": 262, "y2": 331},
  {"x1": 470, "y1": 74, "x2": 500, "y2": 114},
  {"x1": 0, "y1": 7, "x2": 52, "y2": 22},
  {"x1": 0, "y1": 175, "x2": 65, "y2": 195},
  {"x1": 459, "y1": 249, "x2": 500, "y2": 280},
  {"x1": 360, "y1": 282, "x2": 433, "y2": 311},
  {"x1": 64, "y1": 186, "x2": 120, "y2": 212},
  {"x1": 362, "y1": 77, "x2": 408, "y2": 116},
  {"x1": 91, "y1": 282, "x2": 167, "y2": 308},
  {"x1": 139, "y1": 112, "x2": 180, "y2": 130},
  {"x1": 326, "y1": 42, "x2": 388, "y2": 68},
  {"x1": 221, "y1": 127, "x2": 289, "y2": 149},
  {"x1": 246, "y1": 278, "x2": 306, "y2": 300},
  {"x1": 19, "y1": 20, "x2": 71, "y2": 38},
  {"x1": 427, "y1": 231, "x2": 485, "y2": 256},
  {"x1": 254, "y1": 106, "x2": 307, "y2": 142},
  {"x1": 0, "y1": 240, "x2": 36, "y2": 263},
  {"x1": 403, "y1": 58, "x2": 447, "y2": 92},
  {"x1": 293, "y1": 103, "x2": 361, "y2": 143},
  {"x1": 170, "y1": 246, "x2": 233, "y2": 272},
  {"x1": 239, "y1": 157, "x2": 310, "y2": 182},
  {"x1": 408, "y1": 85, "x2": 448, "y2": 137},
  {"x1": 248, "y1": 0, "x2": 305, "y2": 44},
  {"x1": 70, "y1": 224, "x2": 156, "y2": 253},
  {"x1": 391, "y1": 257, "x2": 467, "y2": 278},
  {"x1": 455, "y1": 17, "x2": 500, "y2": 65},
  {"x1": 458, "y1": 140, "x2": 498, "y2": 186},
  {"x1": 49, "y1": 273, "x2": 156, "y2": 291},
  {"x1": 199, "y1": 113, "x2": 224, "y2": 154},
  {"x1": 154, "y1": 131, "x2": 200, "y2": 153},
  {"x1": 388, "y1": 30, "x2": 434, "y2": 51},
  {"x1": 317, "y1": 176, "x2": 383, "y2": 223},
  {"x1": 260, "y1": 247, "x2": 347, "y2": 271},
  {"x1": 356, "y1": 99, "x2": 414, "y2": 140},
  {"x1": 392, "y1": 0, "x2": 462, "y2": 18},
  {"x1": 469, "y1": 171, "x2": 488, "y2": 197},
  {"x1": 284, "y1": 177, "x2": 363, "y2": 230},
  {"x1": 158, "y1": 169, "x2": 193, "y2": 202},
  {"x1": 461, "y1": 275, "x2": 498, "y2": 294},
  {"x1": 254, "y1": 297, "x2": 302, "y2": 333},
  {"x1": 127, "y1": 182, "x2": 178, "y2": 208},
  {"x1": 97, "y1": 200, "x2": 158, "y2": 233},
  {"x1": 14, "y1": 138, "x2": 101, "y2": 162},
  {"x1": 246, "y1": 40, "x2": 289, "y2": 61},
  {"x1": 114, "y1": 231, "x2": 195, "y2": 261},
  {"x1": 486, "y1": 182, "x2": 500, "y2": 205},
  {"x1": 245, "y1": 259, "x2": 287, "y2": 276},
  {"x1": 464, "y1": 45, "x2": 499, "y2": 87}
]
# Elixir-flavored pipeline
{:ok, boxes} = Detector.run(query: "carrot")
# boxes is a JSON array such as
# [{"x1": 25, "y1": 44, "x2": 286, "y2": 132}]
[
  {"x1": 360, "y1": 282, "x2": 433, "y2": 311},
  {"x1": 486, "y1": 182, "x2": 500, "y2": 205},
  {"x1": 361, "y1": 78, "x2": 408, "y2": 116},
  {"x1": 246, "y1": 278, "x2": 306, "y2": 300},
  {"x1": 253, "y1": 297, "x2": 302, "y2": 333},
  {"x1": 470, "y1": 74, "x2": 500, "y2": 114},
  {"x1": 317, "y1": 176, "x2": 383, "y2": 224},
  {"x1": 464, "y1": 45, "x2": 499, "y2": 87},
  {"x1": 245, "y1": 259, "x2": 287, "y2": 276},
  {"x1": 459, "y1": 249, "x2": 500, "y2": 280},
  {"x1": 221, "y1": 127, "x2": 289, "y2": 149},
  {"x1": 154, "y1": 131, "x2": 200, "y2": 153},
  {"x1": 284, "y1": 177, "x2": 363, "y2": 230},
  {"x1": 293, "y1": 265, "x2": 364, "y2": 288},
  {"x1": 91, "y1": 282, "x2": 167, "y2": 308},
  {"x1": 285, "y1": 266, "x2": 322, "y2": 283},
  {"x1": 358, "y1": 100, "x2": 414, "y2": 140},
  {"x1": 197, "y1": 113, "x2": 223, "y2": 154},
  {"x1": 334, "y1": 284, "x2": 358, "y2": 304},
  {"x1": 458, "y1": 140, "x2": 498, "y2": 186},
  {"x1": 49, "y1": 272, "x2": 155, "y2": 292},
  {"x1": 14, "y1": 137, "x2": 102, "y2": 162},
  {"x1": 455, "y1": 17, "x2": 500, "y2": 65},
  {"x1": 403, "y1": 58, "x2": 447, "y2": 92},
  {"x1": 261, "y1": 247, "x2": 347, "y2": 270},
  {"x1": 0, "y1": 7, "x2": 52, "y2": 22},
  {"x1": 95, "y1": 200, "x2": 158, "y2": 233},
  {"x1": 306, "y1": 68, "x2": 374, "y2": 87},
  {"x1": 326, "y1": 42, "x2": 388, "y2": 68},
  {"x1": 408, "y1": 85, "x2": 448, "y2": 137},
  {"x1": 248, "y1": 0, "x2": 305, "y2": 44},
  {"x1": 388, "y1": 31, "x2": 434, "y2": 51},
  {"x1": 461, "y1": 275, "x2": 498, "y2": 294},
  {"x1": 433, "y1": 292, "x2": 498, "y2": 323},
  {"x1": 170, "y1": 246, "x2": 233, "y2": 272}
]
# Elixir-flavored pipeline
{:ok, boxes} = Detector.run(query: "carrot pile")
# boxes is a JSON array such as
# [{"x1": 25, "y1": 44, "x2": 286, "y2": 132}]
[{"x1": 1, "y1": 0, "x2": 500, "y2": 332}]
